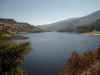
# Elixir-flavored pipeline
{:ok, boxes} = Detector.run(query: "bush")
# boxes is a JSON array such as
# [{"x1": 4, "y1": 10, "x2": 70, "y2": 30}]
[
  {"x1": 0, "y1": 40, "x2": 31, "y2": 75},
  {"x1": 59, "y1": 46, "x2": 100, "y2": 75}
]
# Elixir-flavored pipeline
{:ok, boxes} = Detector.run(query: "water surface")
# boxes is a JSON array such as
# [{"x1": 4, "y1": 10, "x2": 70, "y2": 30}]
[{"x1": 17, "y1": 32, "x2": 100, "y2": 75}]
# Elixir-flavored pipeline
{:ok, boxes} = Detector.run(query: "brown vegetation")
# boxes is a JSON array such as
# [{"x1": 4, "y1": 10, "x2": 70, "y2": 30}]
[{"x1": 59, "y1": 47, "x2": 100, "y2": 75}]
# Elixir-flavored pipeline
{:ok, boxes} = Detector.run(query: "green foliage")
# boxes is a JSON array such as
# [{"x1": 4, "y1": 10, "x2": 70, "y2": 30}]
[
  {"x1": 0, "y1": 32, "x2": 28, "y2": 40},
  {"x1": 0, "y1": 32, "x2": 7, "y2": 34},
  {"x1": 0, "y1": 40, "x2": 31, "y2": 75},
  {"x1": 0, "y1": 32, "x2": 12, "y2": 38}
]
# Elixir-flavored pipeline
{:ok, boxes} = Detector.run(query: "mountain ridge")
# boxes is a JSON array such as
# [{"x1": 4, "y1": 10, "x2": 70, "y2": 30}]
[{"x1": 38, "y1": 10, "x2": 100, "y2": 32}]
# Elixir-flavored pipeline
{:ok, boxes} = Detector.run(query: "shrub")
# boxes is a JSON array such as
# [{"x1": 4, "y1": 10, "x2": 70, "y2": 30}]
[
  {"x1": 59, "y1": 46, "x2": 100, "y2": 75},
  {"x1": 0, "y1": 40, "x2": 31, "y2": 75}
]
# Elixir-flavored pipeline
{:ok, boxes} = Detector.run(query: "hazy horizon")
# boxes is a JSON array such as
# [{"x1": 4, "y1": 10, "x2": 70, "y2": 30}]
[{"x1": 0, "y1": 0, "x2": 100, "y2": 25}]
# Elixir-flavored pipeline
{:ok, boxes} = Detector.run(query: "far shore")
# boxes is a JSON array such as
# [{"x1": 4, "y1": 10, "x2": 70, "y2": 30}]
[
  {"x1": 0, "y1": 34, "x2": 29, "y2": 40},
  {"x1": 84, "y1": 31, "x2": 100, "y2": 35}
]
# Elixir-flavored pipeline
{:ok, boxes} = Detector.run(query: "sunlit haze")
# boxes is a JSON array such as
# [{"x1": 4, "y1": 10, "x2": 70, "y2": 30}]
[{"x1": 0, "y1": 0, "x2": 100, "y2": 25}]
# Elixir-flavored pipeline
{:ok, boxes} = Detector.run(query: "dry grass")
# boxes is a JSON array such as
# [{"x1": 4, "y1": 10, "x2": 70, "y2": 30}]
[{"x1": 59, "y1": 47, "x2": 100, "y2": 75}]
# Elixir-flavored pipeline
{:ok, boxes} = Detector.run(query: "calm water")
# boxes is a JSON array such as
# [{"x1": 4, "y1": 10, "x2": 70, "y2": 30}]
[{"x1": 16, "y1": 32, "x2": 100, "y2": 75}]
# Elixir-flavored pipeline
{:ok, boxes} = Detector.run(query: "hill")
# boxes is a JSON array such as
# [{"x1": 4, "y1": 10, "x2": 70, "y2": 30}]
[
  {"x1": 0, "y1": 18, "x2": 42, "y2": 33},
  {"x1": 39, "y1": 10, "x2": 100, "y2": 32}
]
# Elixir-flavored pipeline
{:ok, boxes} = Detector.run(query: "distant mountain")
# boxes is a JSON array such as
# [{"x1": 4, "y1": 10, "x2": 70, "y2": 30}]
[
  {"x1": 72, "y1": 19, "x2": 100, "y2": 33},
  {"x1": 38, "y1": 10, "x2": 100, "y2": 32},
  {"x1": 0, "y1": 18, "x2": 42, "y2": 33}
]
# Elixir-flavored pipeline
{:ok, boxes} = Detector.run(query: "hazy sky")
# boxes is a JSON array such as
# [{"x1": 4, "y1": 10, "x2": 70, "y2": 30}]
[{"x1": 0, "y1": 0, "x2": 100, "y2": 25}]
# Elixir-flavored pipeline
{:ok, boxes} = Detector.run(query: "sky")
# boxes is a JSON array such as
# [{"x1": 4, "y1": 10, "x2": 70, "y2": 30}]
[{"x1": 0, "y1": 0, "x2": 100, "y2": 25}]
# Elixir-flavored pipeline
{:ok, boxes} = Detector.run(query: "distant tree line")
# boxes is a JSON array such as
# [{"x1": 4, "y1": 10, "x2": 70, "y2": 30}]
[{"x1": 58, "y1": 19, "x2": 100, "y2": 33}]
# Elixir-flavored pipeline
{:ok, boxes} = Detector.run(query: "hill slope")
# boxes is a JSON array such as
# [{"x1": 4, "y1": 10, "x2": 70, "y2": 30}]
[
  {"x1": 39, "y1": 10, "x2": 100, "y2": 32},
  {"x1": 0, "y1": 18, "x2": 42, "y2": 33}
]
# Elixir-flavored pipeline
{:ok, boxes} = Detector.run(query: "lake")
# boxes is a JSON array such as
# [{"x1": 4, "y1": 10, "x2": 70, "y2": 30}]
[{"x1": 16, "y1": 32, "x2": 100, "y2": 75}]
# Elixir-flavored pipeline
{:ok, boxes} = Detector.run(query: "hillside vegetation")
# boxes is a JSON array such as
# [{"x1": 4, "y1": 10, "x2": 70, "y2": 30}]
[
  {"x1": 39, "y1": 10, "x2": 100, "y2": 33},
  {"x1": 59, "y1": 19, "x2": 100, "y2": 33},
  {"x1": 0, "y1": 18, "x2": 42, "y2": 34}
]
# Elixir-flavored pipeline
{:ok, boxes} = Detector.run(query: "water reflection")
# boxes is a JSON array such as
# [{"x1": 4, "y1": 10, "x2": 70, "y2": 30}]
[{"x1": 16, "y1": 32, "x2": 100, "y2": 75}]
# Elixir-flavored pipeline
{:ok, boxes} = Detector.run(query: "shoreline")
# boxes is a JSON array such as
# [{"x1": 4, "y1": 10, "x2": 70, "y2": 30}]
[
  {"x1": 84, "y1": 32, "x2": 100, "y2": 36},
  {"x1": 0, "y1": 35, "x2": 29, "y2": 40}
]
